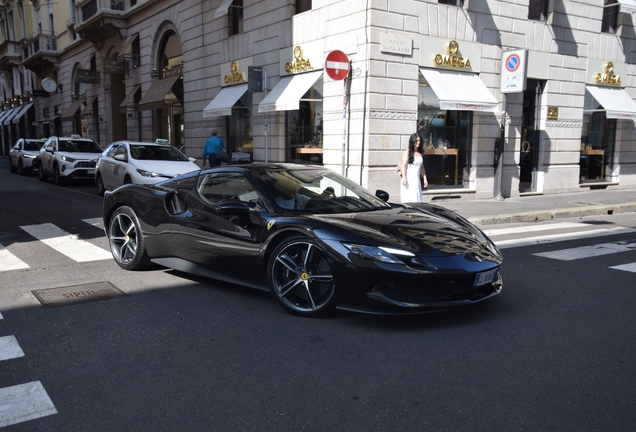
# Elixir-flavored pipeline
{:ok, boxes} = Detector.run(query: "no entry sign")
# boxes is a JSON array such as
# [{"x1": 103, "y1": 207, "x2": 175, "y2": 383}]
[{"x1": 325, "y1": 50, "x2": 350, "y2": 81}]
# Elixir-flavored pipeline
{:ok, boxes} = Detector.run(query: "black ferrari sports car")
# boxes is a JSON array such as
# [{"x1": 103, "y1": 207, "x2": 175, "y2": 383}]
[{"x1": 103, "y1": 163, "x2": 502, "y2": 316}]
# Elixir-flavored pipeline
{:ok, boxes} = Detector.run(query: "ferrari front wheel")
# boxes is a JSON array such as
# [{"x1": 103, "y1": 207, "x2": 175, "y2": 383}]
[
  {"x1": 268, "y1": 236, "x2": 336, "y2": 317},
  {"x1": 108, "y1": 206, "x2": 150, "y2": 270}
]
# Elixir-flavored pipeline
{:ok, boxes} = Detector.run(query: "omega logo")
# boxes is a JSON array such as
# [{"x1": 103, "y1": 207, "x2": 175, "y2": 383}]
[
  {"x1": 285, "y1": 46, "x2": 313, "y2": 73},
  {"x1": 594, "y1": 62, "x2": 620, "y2": 85},
  {"x1": 434, "y1": 40, "x2": 471, "y2": 70},
  {"x1": 224, "y1": 61, "x2": 247, "y2": 84}
]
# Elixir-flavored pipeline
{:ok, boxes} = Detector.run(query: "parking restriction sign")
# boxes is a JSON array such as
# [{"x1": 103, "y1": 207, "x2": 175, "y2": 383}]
[{"x1": 500, "y1": 49, "x2": 527, "y2": 94}]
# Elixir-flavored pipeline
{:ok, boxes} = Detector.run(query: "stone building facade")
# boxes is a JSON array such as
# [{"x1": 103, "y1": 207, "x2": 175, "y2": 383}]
[{"x1": 2, "y1": 0, "x2": 635, "y2": 201}]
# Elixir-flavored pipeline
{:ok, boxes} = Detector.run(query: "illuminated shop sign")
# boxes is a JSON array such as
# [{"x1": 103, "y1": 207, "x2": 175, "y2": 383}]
[
  {"x1": 594, "y1": 62, "x2": 620, "y2": 86},
  {"x1": 285, "y1": 46, "x2": 313, "y2": 74},
  {"x1": 225, "y1": 61, "x2": 247, "y2": 84},
  {"x1": 434, "y1": 40, "x2": 471, "y2": 70}
]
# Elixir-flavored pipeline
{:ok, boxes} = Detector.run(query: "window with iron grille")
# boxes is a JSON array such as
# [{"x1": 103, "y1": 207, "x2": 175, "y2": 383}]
[
  {"x1": 601, "y1": 0, "x2": 618, "y2": 34},
  {"x1": 528, "y1": 0, "x2": 549, "y2": 21},
  {"x1": 229, "y1": 0, "x2": 243, "y2": 36}
]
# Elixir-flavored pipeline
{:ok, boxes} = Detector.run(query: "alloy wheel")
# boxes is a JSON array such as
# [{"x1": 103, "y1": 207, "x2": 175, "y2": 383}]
[
  {"x1": 269, "y1": 237, "x2": 335, "y2": 316},
  {"x1": 108, "y1": 206, "x2": 150, "y2": 270}
]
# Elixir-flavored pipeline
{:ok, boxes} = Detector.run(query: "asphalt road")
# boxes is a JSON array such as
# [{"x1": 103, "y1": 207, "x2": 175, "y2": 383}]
[{"x1": 1, "y1": 164, "x2": 635, "y2": 431}]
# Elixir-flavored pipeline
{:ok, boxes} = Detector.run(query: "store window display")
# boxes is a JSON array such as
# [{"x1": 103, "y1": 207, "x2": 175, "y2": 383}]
[{"x1": 286, "y1": 79, "x2": 323, "y2": 165}]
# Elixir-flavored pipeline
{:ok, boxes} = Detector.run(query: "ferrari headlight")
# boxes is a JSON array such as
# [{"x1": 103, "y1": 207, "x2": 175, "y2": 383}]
[
  {"x1": 61, "y1": 155, "x2": 76, "y2": 162},
  {"x1": 343, "y1": 243, "x2": 414, "y2": 264},
  {"x1": 137, "y1": 169, "x2": 158, "y2": 178}
]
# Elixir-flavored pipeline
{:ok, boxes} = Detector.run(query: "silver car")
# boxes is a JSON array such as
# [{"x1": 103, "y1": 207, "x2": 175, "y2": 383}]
[
  {"x1": 10, "y1": 138, "x2": 45, "y2": 175},
  {"x1": 95, "y1": 140, "x2": 200, "y2": 196}
]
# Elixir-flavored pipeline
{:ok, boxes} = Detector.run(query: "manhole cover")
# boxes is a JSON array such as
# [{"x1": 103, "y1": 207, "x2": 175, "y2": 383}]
[
  {"x1": 569, "y1": 201, "x2": 602, "y2": 207},
  {"x1": 32, "y1": 281, "x2": 127, "y2": 308}
]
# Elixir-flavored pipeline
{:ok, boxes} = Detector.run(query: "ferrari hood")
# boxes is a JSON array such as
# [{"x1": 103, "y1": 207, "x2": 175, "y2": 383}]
[{"x1": 313, "y1": 204, "x2": 499, "y2": 258}]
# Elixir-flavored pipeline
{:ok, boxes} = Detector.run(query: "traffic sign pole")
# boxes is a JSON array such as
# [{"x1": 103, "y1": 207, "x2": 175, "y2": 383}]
[{"x1": 325, "y1": 50, "x2": 351, "y2": 176}]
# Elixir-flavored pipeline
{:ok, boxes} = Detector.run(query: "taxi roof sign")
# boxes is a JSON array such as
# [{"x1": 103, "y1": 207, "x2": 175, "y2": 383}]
[{"x1": 155, "y1": 138, "x2": 169, "y2": 144}]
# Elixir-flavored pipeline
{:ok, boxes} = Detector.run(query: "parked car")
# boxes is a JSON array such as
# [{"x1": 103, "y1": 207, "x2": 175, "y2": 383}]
[
  {"x1": 38, "y1": 135, "x2": 103, "y2": 185},
  {"x1": 95, "y1": 140, "x2": 201, "y2": 196},
  {"x1": 102, "y1": 163, "x2": 503, "y2": 317},
  {"x1": 10, "y1": 138, "x2": 45, "y2": 175}
]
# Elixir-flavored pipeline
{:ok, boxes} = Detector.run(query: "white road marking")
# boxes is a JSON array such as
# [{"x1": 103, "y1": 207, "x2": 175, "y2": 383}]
[
  {"x1": 20, "y1": 223, "x2": 111, "y2": 262},
  {"x1": 533, "y1": 240, "x2": 636, "y2": 261},
  {"x1": 0, "y1": 381, "x2": 57, "y2": 427},
  {"x1": 610, "y1": 262, "x2": 636, "y2": 273},
  {"x1": 495, "y1": 227, "x2": 636, "y2": 249},
  {"x1": 0, "y1": 313, "x2": 3, "y2": 319},
  {"x1": 483, "y1": 222, "x2": 589, "y2": 237},
  {"x1": 0, "y1": 336, "x2": 25, "y2": 361},
  {"x1": 0, "y1": 243, "x2": 29, "y2": 272},
  {"x1": 82, "y1": 217, "x2": 104, "y2": 230}
]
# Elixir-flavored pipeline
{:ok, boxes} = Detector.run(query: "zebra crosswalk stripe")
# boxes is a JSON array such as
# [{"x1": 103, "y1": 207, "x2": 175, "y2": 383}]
[
  {"x1": 20, "y1": 223, "x2": 111, "y2": 262},
  {"x1": 0, "y1": 381, "x2": 58, "y2": 427},
  {"x1": 610, "y1": 262, "x2": 636, "y2": 273},
  {"x1": 533, "y1": 240, "x2": 636, "y2": 261},
  {"x1": 0, "y1": 336, "x2": 25, "y2": 361},
  {"x1": 0, "y1": 243, "x2": 29, "y2": 272}
]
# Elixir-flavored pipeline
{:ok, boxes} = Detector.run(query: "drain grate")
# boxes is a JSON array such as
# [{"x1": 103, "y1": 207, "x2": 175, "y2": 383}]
[{"x1": 32, "y1": 281, "x2": 127, "y2": 308}]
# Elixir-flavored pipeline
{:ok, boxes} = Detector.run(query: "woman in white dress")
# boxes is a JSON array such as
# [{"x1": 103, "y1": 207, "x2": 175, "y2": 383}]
[{"x1": 400, "y1": 133, "x2": 428, "y2": 203}]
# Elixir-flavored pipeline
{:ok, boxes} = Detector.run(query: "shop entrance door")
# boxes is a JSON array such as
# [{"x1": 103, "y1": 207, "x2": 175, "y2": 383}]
[{"x1": 519, "y1": 80, "x2": 543, "y2": 193}]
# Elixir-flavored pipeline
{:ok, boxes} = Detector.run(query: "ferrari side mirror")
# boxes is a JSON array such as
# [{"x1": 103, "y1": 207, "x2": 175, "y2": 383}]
[{"x1": 375, "y1": 189, "x2": 389, "y2": 202}]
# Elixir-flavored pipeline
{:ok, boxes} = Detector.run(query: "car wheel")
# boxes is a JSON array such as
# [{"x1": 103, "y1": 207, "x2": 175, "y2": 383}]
[
  {"x1": 39, "y1": 167, "x2": 48, "y2": 182},
  {"x1": 53, "y1": 165, "x2": 64, "y2": 185},
  {"x1": 96, "y1": 173, "x2": 106, "y2": 196},
  {"x1": 10, "y1": 159, "x2": 17, "y2": 173},
  {"x1": 18, "y1": 160, "x2": 25, "y2": 176},
  {"x1": 268, "y1": 235, "x2": 336, "y2": 316},
  {"x1": 108, "y1": 206, "x2": 151, "y2": 270}
]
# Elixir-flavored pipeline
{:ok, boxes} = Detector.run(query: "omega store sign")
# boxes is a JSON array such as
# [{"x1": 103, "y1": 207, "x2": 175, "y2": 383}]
[
  {"x1": 279, "y1": 40, "x2": 325, "y2": 76},
  {"x1": 420, "y1": 36, "x2": 482, "y2": 72},
  {"x1": 220, "y1": 57, "x2": 252, "y2": 86}
]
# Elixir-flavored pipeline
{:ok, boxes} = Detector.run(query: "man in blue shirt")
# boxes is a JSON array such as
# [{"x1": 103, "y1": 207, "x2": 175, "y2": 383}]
[{"x1": 202, "y1": 129, "x2": 225, "y2": 167}]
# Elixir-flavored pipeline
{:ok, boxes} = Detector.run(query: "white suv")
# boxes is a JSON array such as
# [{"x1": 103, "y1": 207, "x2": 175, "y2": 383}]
[{"x1": 38, "y1": 135, "x2": 103, "y2": 185}]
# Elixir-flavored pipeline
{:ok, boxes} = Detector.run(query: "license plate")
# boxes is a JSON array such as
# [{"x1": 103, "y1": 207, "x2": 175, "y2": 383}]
[
  {"x1": 86, "y1": 169, "x2": 95, "y2": 175},
  {"x1": 474, "y1": 269, "x2": 498, "y2": 287}
]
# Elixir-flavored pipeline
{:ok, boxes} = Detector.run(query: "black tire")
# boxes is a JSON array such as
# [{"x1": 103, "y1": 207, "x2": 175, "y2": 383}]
[
  {"x1": 18, "y1": 160, "x2": 25, "y2": 176},
  {"x1": 39, "y1": 167, "x2": 48, "y2": 182},
  {"x1": 268, "y1": 235, "x2": 336, "y2": 317},
  {"x1": 96, "y1": 173, "x2": 106, "y2": 196},
  {"x1": 53, "y1": 165, "x2": 64, "y2": 185},
  {"x1": 107, "y1": 206, "x2": 151, "y2": 270}
]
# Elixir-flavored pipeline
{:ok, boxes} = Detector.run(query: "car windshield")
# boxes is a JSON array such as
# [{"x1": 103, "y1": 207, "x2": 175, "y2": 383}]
[
  {"x1": 130, "y1": 145, "x2": 189, "y2": 161},
  {"x1": 254, "y1": 167, "x2": 390, "y2": 214},
  {"x1": 58, "y1": 139, "x2": 102, "y2": 153},
  {"x1": 24, "y1": 141, "x2": 43, "y2": 151}
]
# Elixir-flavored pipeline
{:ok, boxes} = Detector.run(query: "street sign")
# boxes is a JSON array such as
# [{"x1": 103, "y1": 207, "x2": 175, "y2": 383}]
[
  {"x1": 325, "y1": 50, "x2": 349, "y2": 81},
  {"x1": 500, "y1": 49, "x2": 527, "y2": 94}
]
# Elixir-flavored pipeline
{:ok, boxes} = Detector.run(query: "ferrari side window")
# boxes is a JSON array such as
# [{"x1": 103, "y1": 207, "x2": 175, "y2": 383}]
[{"x1": 198, "y1": 172, "x2": 261, "y2": 207}]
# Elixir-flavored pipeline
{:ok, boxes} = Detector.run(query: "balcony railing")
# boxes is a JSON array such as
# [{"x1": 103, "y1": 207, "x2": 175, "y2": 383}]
[
  {"x1": 80, "y1": 0, "x2": 125, "y2": 22},
  {"x1": 22, "y1": 32, "x2": 58, "y2": 62}
]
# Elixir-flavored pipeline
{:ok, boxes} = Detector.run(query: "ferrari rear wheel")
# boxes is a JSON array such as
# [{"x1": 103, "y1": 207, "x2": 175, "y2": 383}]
[
  {"x1": 108, "y1": 206, "x2": 150, "y2": 270},
  {"x1": 268, "y1": 236, "x2": 336, "y2": 316}
]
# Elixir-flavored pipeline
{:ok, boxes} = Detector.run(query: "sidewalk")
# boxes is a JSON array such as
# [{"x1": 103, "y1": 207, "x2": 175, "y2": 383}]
[{"x1": 435, "y1": 188, "x2": 636, "y2": 226}]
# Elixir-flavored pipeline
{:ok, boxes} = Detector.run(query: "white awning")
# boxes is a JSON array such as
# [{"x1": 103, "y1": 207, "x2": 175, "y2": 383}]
[
  {"x1": 0, "y1": 108, "x2": 16, "y2": 125},
  {"x1": 215, "y1": 0, "x2": 234, "y2": 18},
  {"x1": 586, "y1": 85, "x2": 636, "y2": 119},
  {"x1": 616, "y1": 0, "x2": 636, "y2": 14},
  {"x1": 203, "y1": 83, "x2": 248, "y2": 118},
  {"x1": 258, "y1": 70, "x2": 323, "y2": 113},
  {"x1": 10, "y1": 103, "x2": 33, "y2": 124},
  {"x1": 419, "y1": 68, "x2": 499, "y2": 113}
]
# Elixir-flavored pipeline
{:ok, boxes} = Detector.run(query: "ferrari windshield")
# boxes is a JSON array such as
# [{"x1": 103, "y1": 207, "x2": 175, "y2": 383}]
[{"x1": 254, "y1": 167, "x2": 390, "y2": 213}]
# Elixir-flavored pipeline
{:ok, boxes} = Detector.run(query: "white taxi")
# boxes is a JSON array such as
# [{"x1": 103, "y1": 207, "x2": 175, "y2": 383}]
[
  {"x1": 10, "y1": 138, "x2": 46, "y2": 175},
  {"x1": 38, "y1": 135, "x2": 103, "y2": 185},
  {"x1": 95, "y1": 139, "x2": 201, "y2": 196}
]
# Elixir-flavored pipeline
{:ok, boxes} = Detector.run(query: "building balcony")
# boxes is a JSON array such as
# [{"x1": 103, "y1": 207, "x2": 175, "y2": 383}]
[
  {"x1": 0, "y1": 40, "x2": 22, "y2": 72},
  {"x1": 21, "y1": 32, "x2": 59, "y2": 75},
  {"x1": 74, "y1": 0, "x2": 128, "y2": 46}
]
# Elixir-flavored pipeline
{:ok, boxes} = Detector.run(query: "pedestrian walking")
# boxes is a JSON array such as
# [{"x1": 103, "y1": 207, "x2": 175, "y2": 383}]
[
  {"x1": 202, "y1": 129, "x2": 225, "y2": 167},
  {"x1": 400, "y1": 132, "x2": 428, "y2": 203}
]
